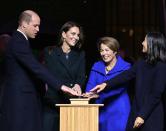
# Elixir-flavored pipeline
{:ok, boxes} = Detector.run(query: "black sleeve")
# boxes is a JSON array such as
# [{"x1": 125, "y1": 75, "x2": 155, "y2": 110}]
[
  {"x1": 12, "y1": 40, "x2": 62, "y2": 91},
  {"x1": 105, "y1": 61, "x2": 137, "y2": 90}
]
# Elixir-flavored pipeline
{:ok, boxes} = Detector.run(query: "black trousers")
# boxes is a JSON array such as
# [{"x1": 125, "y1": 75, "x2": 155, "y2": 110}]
[{"x1": 43, "y1": 104, "x2": 60, "y2": 131}]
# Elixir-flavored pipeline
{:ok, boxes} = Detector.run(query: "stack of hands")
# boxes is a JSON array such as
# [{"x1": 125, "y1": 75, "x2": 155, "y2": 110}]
[
  {"x1": 81, "y1": 91, "x2": 99, "y2": 99},
  {"x1": 61, "y1": 84, "x2": 99, "y2": 99},
  {"x1": 61, "y1": 83, "x2": 144, "y2": 129},
  {"x1": 61, "y1": 83, "x2": 107, "y2": 98}
]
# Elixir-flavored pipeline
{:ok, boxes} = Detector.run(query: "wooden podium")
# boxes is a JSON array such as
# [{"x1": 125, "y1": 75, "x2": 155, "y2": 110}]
[{"x1": 56, "y1": 98, "x2": 103, "y2": 131}]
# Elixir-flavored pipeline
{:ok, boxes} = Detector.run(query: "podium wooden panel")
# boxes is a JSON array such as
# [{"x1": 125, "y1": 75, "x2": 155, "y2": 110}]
[{"x1": 56, "y1": 99, "x2": 103, "y2": 131}]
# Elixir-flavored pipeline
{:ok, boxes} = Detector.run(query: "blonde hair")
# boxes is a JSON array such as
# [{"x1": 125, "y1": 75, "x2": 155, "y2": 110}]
[{"x1": 97, "y1": 37, "x2": 120, "y2": 52}]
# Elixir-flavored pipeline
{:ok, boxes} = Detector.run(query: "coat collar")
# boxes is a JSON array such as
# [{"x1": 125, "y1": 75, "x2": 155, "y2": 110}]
[
  {"x1": 92, "y1": 56, "x2": 130, "y2": 75},
  {"x1": 17, "y1": 29, "x2": 28, "y2": 40}
]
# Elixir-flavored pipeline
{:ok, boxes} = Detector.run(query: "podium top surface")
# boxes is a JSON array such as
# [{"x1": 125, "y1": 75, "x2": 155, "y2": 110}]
[
  {"x1": 56, "y1": 104, "x2": 104, "y2": 107},
  {"x1": 56, "y1": 98, "x2": 104, "y2": 107}
]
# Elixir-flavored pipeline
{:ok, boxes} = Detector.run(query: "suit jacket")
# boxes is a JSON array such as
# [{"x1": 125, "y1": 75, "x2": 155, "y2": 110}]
[
  {"x1": 44, "y1": 46, "x2": 86, "y2": 104},
  {"x1": 0, "y1": 31, "x2": 62, "y2": 131}
]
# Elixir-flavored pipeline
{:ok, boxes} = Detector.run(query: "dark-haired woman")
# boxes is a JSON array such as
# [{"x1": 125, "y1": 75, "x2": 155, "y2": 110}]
[
  {"x1": 43, "y1": 21, "x2": 86, "y2": 131},
  {"x1": 90, "y1": 32, "x2": 166, "y2": 131}
]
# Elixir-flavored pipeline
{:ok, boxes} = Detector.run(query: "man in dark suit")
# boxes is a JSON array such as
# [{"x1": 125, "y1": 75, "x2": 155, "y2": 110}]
[{"x1": 0, "y1": 10, "x2": 78, "y2": 131}]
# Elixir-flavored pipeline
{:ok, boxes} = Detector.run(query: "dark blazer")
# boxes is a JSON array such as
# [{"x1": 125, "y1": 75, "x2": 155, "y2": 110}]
[
  {"x1": 106, "y1": 59, "x2": 166, "y2": 131},
  {"x1": 0, "y1": 31, "x2": 62, "y2": 131},
  {"x1": 44, "y1": 46, "x2": 86, "y2": 104}
]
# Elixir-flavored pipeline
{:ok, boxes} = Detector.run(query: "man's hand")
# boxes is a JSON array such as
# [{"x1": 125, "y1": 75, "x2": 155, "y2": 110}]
[
  {"x1": 72, "y1": 84, "x2": 82, "y2": 95},
  {"x1": 90, "y1": 83, "x2": 107, "y2": 93},
  {"x1": 133, "y1": 117, "x2": 144, "y2": 128},
  {"x1": 61, "y1": 85, "x2": 79, "y2": 96}
]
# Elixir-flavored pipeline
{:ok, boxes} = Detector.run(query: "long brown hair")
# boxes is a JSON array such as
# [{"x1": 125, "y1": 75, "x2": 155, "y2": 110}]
[{"x1": 58, "y1": 21, "x2": 84, "y2": 50}]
